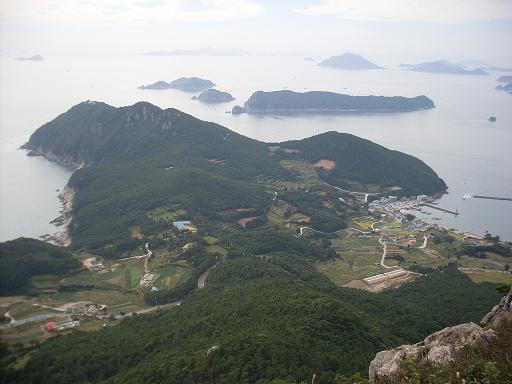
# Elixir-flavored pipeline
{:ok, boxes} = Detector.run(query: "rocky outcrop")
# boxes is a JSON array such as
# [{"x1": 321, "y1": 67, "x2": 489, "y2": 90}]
[
  {"x1": 369, "y1": 287, "x2": 512, "y2": 383},
  {"x1": 481, "y1": 287, "x2": 512, "y2": 327}
]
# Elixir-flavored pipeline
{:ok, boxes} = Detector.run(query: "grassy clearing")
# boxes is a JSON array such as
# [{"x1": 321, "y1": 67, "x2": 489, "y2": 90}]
[
  {"x1": 148, "y1": 207, "x2": 187, "y2": 222},
  {"x1": 317, "y1": 234, "x2": 384, "y2": 284},
  {"x1": 7, "y1": 302, "x2": 60, "y2": 319},
  {"x1": 30, "y1": 274, "x2": 62, "y2": 291},
  {"x1": 154, "y1": 264, "x2": 189, "y2": 289},
  {"x1": 462, "y1": 270, "x2": 512, "y2": 285},
  {"x1": 317, "y1": 258, "x2": 384, "y2": 285},
  {"x1": 352, "y1": 220, "x2": 374, "y2": 231},
  {"x1": 204, "y1": 236, "x2": 220, "y2": 245},
  {"x1": 458, "y1": 256, "x2": 508, "y2": 272},
  {"x1": 206, "y1": 244, "x2": 227, "y2": 257},
  {"x1": 42, "y1": 289, "x2": 146, "y2": 308}
]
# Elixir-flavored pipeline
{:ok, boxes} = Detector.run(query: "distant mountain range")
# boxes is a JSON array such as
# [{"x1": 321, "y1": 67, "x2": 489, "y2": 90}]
[
  {"x1": 17, "y1": 54, "x2": 44, "y2": 61},
  {"x1": 400, "y1": 60, "x2": 489, "y2": 75},
  {"x1": 142, "y1": 47, "x2": 248, "y2": 56},
  {"x1": 139, "y1": 77, "x2": 215, "y2": 91},
  {"x1": 318, "y1": 53, "x2": 381, "y2": 70},
  {"x1": 232, "y1": 90, "x2": 434, "y2": 114}
]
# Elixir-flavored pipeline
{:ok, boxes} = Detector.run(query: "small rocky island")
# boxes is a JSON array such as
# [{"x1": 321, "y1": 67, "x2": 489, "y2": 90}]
[
  {"x1": 192, "y1": 88, "x2": 235, "y2": 103},
  {"x1": 318, "y1": 53, "x2": 381, "y2": 70},
  {"x1": 232, "y1": 90, "x2": 434, "y2": 114},
  {"x1": 497, "y1": 75, "x2": 512, "y2": 83},
  {"x1": 495, "y1": 75, "x2": 512, "y2": 95},
  {"x1": 17, "y1": 54, "x2": 44, "y2": 61},
  {"x1": 400, "y1": 60, "x2": 488, "y2": 75},
  {"x1": 139, "y1": 77, "x2": 215, "y2": 91}
]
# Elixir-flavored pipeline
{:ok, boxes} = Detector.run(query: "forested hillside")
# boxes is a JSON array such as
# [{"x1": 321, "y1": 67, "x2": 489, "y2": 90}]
[
  {"x1": 1, "y1": 260, "x2": 500, "y2": 384},
  {"x1": 0, "y1": 238, "x2": 80, "y2": 294},
  {"x1": 280, "y1": 132, "x2": 446, "y2": 195}
]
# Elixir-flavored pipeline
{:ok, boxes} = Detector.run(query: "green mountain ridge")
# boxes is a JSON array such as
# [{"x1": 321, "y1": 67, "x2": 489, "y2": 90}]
[{"x1": 22, "y1": 101, "x2": 445, "y2": 254}]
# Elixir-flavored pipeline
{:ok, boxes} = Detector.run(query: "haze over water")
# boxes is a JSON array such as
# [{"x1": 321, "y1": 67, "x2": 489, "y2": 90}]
[{"x1": 1, "y1": 53, "x2": 511, "y2": 241}]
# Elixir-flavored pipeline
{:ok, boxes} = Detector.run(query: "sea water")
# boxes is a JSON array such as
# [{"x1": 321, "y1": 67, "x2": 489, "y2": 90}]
[{"x1": 1, "y1": 53, "x2": 511, "y2": 241}]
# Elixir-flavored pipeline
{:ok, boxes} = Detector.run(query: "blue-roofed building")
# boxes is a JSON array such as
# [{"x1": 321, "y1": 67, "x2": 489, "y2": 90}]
[{"x1": 173, "y1": 220, "x2": 191, "y2": 230}]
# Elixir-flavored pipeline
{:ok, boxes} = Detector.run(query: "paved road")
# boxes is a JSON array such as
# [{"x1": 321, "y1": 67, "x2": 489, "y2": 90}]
[
  {"x1": 1, "y1": 313, "x2": 71, "y2": 330},
  {"x1": 197, "y1": 265, "x2": 217, "y2": 289},
  {"x1": 297, "y1": 226, "x2": 346, "y2": 236}
]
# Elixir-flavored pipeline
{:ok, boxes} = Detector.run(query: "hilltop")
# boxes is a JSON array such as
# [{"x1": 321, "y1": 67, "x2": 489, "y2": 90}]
[{"x1": 319, "y1": 53, "x2": 381, "y2": 70}]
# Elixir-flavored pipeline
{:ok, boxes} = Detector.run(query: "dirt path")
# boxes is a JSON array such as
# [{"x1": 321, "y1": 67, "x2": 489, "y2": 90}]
[
  {"x1": 419, "y1": 235, "x2": 428, "y2": 249},
  {"x1": 379, "y1": 236, "x2": 392, "y2": 269}
]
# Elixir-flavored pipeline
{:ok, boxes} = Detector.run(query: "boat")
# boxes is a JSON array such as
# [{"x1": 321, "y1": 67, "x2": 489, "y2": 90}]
[{"x1": 488, "y1": 116, "x2": 496, "y2": 122}]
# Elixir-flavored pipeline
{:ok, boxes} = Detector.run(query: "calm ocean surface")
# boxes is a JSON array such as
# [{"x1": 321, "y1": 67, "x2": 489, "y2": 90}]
[{"x1": 1, "y1": 54, "x2": 511, "y2": 241}]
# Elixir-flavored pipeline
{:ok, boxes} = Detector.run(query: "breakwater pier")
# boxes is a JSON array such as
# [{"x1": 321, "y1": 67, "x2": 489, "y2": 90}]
[
  {"x1": 422, "y1": 203, "x2": 459, "y2": 216},
  {"x1": 473, "y1": 195, "x2": 512, "y2": 202}
]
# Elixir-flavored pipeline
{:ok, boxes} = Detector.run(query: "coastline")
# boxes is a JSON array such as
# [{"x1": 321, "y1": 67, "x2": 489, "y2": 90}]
[
  {"x1": 21, "y1": 146, "x2": 80, "y2": 247},
  {"x1": 47, "y1": 185, "x2": 75, "y2": 247}
]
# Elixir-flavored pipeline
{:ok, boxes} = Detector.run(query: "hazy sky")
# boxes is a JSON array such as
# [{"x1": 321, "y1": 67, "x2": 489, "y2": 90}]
[{"x1": 1, "y1": 0, "x2": 511, "y2": 65}]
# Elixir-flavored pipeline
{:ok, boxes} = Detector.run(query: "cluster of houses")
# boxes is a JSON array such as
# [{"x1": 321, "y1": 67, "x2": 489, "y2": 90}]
[
  {"x1": 63, "y1": 301, "x2": 104, "y2": 315},
  {"x1": 382, "y1": 233, "x2": 419, "y2": 247}
]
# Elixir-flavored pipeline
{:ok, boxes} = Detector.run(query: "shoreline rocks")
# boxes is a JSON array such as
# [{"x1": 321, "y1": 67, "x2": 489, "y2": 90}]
[{"x1": 47, "y1": 186, "x2": 75, "y2": 247}]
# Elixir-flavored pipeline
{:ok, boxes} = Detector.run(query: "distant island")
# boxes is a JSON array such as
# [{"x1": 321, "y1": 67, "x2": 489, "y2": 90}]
[
  {"x1": 304, "y1": 57, "x2": 315, "y2": 62},
  {"x1": 142, "y1": 47, "x2": 247, "y2": 56},
  {"x1": 232, "y1": 90, "x2": 434, "y2": 114},
  {"x1": 318, "y1": 53, "x2": 381, "y2": 70},
  {"x1": 17, "y1": 54, "x2": 44, "y2": 61},
  {"x1": 497, "y1": 76, "x2": 512, "y2": 83},
  {"x1": 400, "y1": 60, "x2": 488, "y2": 75},
  {"x1": 139, "y1": 77, "x2": 215, "y2": 91},
  {"x1": 496, "y1": 82, "x2": 512, "y2": 95},
  {"x1": 192, "y1": 89, "x2": 235, "y2": 103},
  {"x1": 482, "y1": 66, "x2": 512, "y2": 72},
  {"x1": 495, "y1": 76, "x2": 512, "y2": 95}
]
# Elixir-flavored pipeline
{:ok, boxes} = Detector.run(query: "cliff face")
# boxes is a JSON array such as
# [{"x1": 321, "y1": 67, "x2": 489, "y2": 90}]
[{"x1": 369, "y1": 287, "x2": 512, "y2": 383}]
